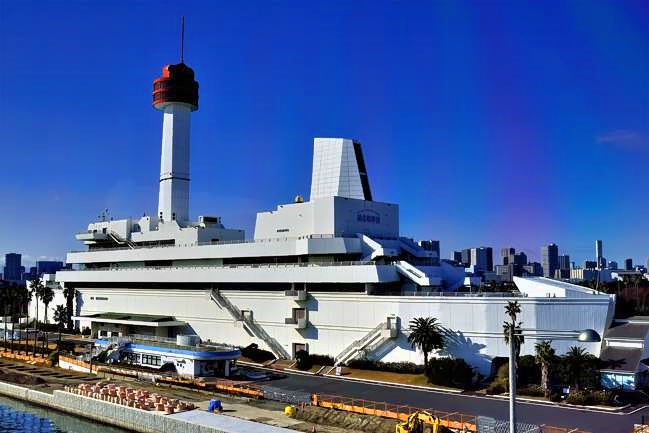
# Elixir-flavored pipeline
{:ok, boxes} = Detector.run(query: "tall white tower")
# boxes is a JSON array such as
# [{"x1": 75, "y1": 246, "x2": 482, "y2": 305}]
[{"x1": 152, "y1": 32, "x2": 199, "y2": 225}]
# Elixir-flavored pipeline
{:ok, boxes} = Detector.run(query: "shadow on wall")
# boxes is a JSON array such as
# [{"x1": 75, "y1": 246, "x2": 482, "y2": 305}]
[
  {"x1": 439, "y1": 329, "x2": 491, "y2": 375},
  {"x1": 369, "y1": 334, "x2": 415, "y2": 360}
]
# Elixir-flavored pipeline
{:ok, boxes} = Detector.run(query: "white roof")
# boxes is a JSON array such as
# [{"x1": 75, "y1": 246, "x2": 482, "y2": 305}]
[{"x1": 514, "y1": 276, "x2": 609, "y2": 298}]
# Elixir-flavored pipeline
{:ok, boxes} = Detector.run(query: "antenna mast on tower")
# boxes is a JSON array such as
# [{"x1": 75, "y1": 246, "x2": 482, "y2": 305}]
[{"x1": 180, "y1": 16, "x2": 185, "y2": 63}]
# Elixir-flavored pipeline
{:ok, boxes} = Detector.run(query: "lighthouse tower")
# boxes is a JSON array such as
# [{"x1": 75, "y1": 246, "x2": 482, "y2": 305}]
[{"x1": 152, "y1": 21, "x2": 198, "y2": 225}]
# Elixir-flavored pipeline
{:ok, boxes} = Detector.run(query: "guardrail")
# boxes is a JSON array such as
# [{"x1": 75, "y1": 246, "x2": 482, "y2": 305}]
[
  {"x1": 61, "y1": 260, "x2": 379, "y2": 272},
  {"x1": 69, "y1": 233, "x2": 338, "y2": 253}
]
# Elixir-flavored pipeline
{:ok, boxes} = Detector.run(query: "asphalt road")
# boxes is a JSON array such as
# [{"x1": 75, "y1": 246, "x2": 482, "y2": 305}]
[{"x1": 262, "y1": 371, "x2": 649, "y2": 433}]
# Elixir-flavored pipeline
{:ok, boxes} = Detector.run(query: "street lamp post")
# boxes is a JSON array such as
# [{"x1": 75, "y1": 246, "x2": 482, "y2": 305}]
[{"x1": 506, "y1": 328, "x2": 601, "y2": 433}]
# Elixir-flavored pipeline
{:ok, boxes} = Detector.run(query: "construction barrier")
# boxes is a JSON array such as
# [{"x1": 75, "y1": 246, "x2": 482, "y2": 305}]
[
  {"x1": 0, "y1": 350, "x2": 51, "y2": 367},
  {"x1": 312, "y1": 393, "x2": 477, "y2": 432}
]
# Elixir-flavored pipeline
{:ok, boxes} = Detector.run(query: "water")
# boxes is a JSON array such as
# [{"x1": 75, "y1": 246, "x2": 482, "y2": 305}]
[{"x1": 0, "y1": 395, "x2": 132, "y2": 433}]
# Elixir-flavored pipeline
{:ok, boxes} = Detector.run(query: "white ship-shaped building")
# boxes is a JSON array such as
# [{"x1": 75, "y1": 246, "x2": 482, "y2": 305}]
[{"x1": 56, "y1": 55, "x2": 615, "y2": 374}]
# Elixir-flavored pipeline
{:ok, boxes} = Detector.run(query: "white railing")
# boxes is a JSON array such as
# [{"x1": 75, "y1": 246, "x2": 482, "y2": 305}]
[
  {"x1": 70, "y1": 233, "x2": 337, "y2": 253},
  {"x1": 335, "y1": 322, "x2": 387, "y2": 365},
  {"x1": 60, "y1": 260, "x2": 378, "y2": 272}
]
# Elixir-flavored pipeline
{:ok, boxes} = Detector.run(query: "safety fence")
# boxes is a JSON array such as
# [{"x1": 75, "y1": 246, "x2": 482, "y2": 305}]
[{"x1": 312, "y1": 393, "x2": 477, "y2": 432}]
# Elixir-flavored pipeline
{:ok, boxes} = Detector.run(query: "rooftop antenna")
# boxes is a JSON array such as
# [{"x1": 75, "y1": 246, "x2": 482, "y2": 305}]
[{"x1": 180, "y1": 16, "x2": 185, "y2": 63}]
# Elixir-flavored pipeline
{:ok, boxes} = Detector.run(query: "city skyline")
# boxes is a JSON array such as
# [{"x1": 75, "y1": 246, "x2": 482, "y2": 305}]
[{"x1": 0, "y1": 1, "x2": 647, "y2": 266}]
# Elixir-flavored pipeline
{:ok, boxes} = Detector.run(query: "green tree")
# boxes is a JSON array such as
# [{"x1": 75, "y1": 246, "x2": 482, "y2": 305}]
[
  {"x1": 62, "y1": 286, "x2": 76, "y2": 330},
  {"x1": 16, "y1": 284, "x2": 31, "y2": 354},
  {"x1": 52, "y1": 304, "x2": 67, "y2": 347},
  {"x1": 407, "y1": 317, "x2": 445, "y2": 369},
  {"x1": 29, "y1": 277, "x2": 44, "y2": 356},
  {"x1": 503, "y1": 301, "x2": 524, "y2": 362},
  {"x1": 534, "y1": 340, "x2": 556, "y2": 392},
  {"x1": 563, "y1": 346, "x2": 589, "y2": 390},
  {"x1": 40, "y1": 286, "x2": 54, "y2": 324}
]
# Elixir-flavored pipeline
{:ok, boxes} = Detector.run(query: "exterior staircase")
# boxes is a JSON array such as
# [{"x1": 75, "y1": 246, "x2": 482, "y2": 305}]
[
  {"x1": 108, "y1": 231, "x2": 136, "y2": 249},
  {"x1": 210, "y1": 289, "x2": 290, "y2": 359},
  {"x1": 334, "y1": 318, "x2": 399, "y2": 366},
  {"x1": 395, "y1": 260, "x2": 431, "y2": 286}
]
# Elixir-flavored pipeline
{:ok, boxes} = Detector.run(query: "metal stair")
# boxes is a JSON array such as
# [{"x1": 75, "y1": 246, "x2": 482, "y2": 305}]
[
  {"x1": 108, "y1": 231, "x2": 136, "y2": 249},
  {"x1": 334, "y1": 320, "x2": 398, "y2": 366},
  {"x1": 210, "y1": 289, "x2": 289, "y2": 359}
]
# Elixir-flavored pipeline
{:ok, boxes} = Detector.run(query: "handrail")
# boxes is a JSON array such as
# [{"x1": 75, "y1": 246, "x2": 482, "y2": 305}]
[
  {"x1": 335, "y1": 322, "x2": 387, "y2": 364},
  {"x1": 69, "y1": 233, "x2": 338, "y2": 253},
  {"x1": 60, "y1": 260, "x2": 379, "y2": 272}
]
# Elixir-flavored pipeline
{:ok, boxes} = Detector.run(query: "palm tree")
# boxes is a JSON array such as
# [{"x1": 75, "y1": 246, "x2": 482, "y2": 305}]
[
  {"x1": 9, "y1": 283, "x2": 22, "y2": 353},
  {"x1": 505, "y1": 300, "x2": 521, "y2": 323},
  {"x1": 29, "y1": 277, "x2": 43, "y2": 356},
  {"x1": 534, "y1": 340, "x2": 556, "y2": 393},
  {"x1": 564, "y1": 346, "x2": 589, "y2": 390},
  {"x1": 40, "y1": 286, "x2": 55, "y2": 354},
  {"x1": 52, "y1": 305, "x2": 67, "y2": 348},
  {"x1": 62, "y1": 286, "x2": 76, "y2": 331},
  {"x1": 407, "y1": 317, "x2": 445, "y2": 369},
  {"x1": 503, "y1": 301, "x2": 524, "y2": 362}
]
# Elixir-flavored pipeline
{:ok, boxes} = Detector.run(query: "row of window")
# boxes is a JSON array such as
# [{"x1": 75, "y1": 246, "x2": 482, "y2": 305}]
[{"x1": 141, "y1": 354, "x2": 162, "y2": 366}]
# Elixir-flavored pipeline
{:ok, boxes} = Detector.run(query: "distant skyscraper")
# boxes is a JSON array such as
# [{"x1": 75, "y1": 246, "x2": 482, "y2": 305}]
[
  {"x1": 558, "y1": 254, "x2": 571, "y2": 279},
  {"x1": 461, "y1": 249, "x2": 471, "y2": 267},
  {"x1": 541, "y1": 244, "x2": 559, "y2": 278},
  {"x1": 608, "y1": 260, "x2": 618, "y2": 270},
  {"x1": 513, "y1": 252, "x2": 528, "y2": 266},
  {"x1": 3, "y1": 253, "x2": 22, "y2": 281},
  {"x1": 36, "y1": 261, "x2": 65, "y2": 275},
  {"x1": 584, "y1": 260, "x2": 597, "y2": 270},
  {"x1": 596, "y1": 239, "x2": 603, "y2": 263},
  {"x1": 452, "y1": 251, "x2": 462, "y2": 264},
  {"x1": 625, "y1": 258, "x2": 633, "y2": 271},
  {"x1": 523, "y1": 262, "x2": 543, "y2": 276},
  {"x1": 501, "y1": 247, "x2": 515, "y2": 266},
  {"x1": 470, "y1": 247, "x2": 493, "y2": 272}
]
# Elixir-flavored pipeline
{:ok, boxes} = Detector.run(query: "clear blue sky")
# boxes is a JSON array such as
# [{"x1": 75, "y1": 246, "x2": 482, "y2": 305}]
[{"x1": 0, "y1": 0, "x2": 647, "y2": 267}]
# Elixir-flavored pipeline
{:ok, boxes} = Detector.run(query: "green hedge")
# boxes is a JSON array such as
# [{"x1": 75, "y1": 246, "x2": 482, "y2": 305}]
[
  {"x1": 346, "y1": 359, "x2": 425, "y2": 374},
  {"x1": 426, "y1": 358, "x2": 475, "y2": 389},
  {"x1": 240, "y1": 343, "x2": 276, "y2": 363},
  {"x1": 309, "y1": 354, "x2": 335, "y2": 367}
]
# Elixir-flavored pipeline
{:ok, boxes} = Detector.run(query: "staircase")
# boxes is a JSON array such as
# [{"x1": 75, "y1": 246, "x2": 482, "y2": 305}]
[
  {"x1": 334, "y1": 320, "x2": 398, "y2": 366},
  {"x1": 399, "y1": 237, "x2": 434, "y2": 258},
  {"x1": 108, "y1": 231, "x2": 136, "y2": 249},
  {"x1": 395, "y1": 260, "x2": 431, "y2": 286},
  {"x1": 358, "y1": 234, "x2": 400, "y2": 261},
  {"x1": 210, "y1": 289, "x2": 290, "y2": 359}
]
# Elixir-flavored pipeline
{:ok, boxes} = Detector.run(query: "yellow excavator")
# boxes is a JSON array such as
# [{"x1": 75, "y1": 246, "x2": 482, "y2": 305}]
[{"x1": 395, "y1": 410, "x2": 442, "y2": 433}]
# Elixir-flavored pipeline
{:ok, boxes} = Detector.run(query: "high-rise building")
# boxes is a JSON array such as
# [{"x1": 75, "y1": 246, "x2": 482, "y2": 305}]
[
  {"x1": 418, "y1": 240, "x2": 440, "y2": 266},
  {"x1": 452, "y1": 251, "x2": 462, "y2": 264},
  {"x1": 470, "y1": 247, "x2": 493, "y2": 272},
  {"x1": 558, "y1": 254, "x2": 571, "y2": 279},
  {"x1": 596, "y1": 240, "x2": 603, "y2": 267},
  {"x1": 461, "y1": 249, "x2": 471, "y2": 267},
  {"x1": 501, "y1": 247, "x2": 515, "y2": 266},
  {"x1": 584, "y1": 260, "x2": 597, "y2": 270},
  {"x1": 523, "y1": 262, "x2": 543, "y2": 276},
  {"x1": 608, "y1": 260, "x2": 618, "y2": 270},
  {"x1": 3, "y1": 253, "x2": 22, "y2": 281},
  {"x1": 625, "y1": 258, "x2": 633, "y2": 271},
  {"x1": 541, "y1": 244, "x2": 559, "y2": 278},
  {"x1": 36, "y1": 261, "x2": 65, "y2": 275},
  {"x1": 513, "y1": 252, "x2": 528, "y2": 267}
]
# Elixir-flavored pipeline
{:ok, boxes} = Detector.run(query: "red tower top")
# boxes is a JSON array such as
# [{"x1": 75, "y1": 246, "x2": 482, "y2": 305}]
[{"x1": 152, "y1": 63, "x2": 199, "y2": 112}]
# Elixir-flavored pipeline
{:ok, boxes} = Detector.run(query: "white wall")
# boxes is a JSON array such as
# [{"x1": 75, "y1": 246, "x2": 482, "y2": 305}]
[{"x1": 74, "y1": 287, "x2": 614, "y2": 375}]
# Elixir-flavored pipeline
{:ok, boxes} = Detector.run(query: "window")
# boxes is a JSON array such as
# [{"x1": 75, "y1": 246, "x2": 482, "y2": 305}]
[
  {"x1": 141, "y1": 354, "x2": 162, "y2": 366},
  {"x1": 124, "y1": 353, "x2": 140, "y2": 364},
  {"x1": 293, "y1": 308, "x2": 306, "y2": 321}
]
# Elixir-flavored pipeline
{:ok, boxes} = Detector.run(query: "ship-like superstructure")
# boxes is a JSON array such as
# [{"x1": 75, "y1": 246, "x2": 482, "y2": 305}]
[{"x1": 56, "y1": 52, "x2": 614, "y2": 373}]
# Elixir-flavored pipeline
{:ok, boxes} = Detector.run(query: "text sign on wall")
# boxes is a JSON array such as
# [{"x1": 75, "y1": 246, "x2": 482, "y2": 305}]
[{"x1": 357, "y1": 209, "x2": 381, "y2": 224}]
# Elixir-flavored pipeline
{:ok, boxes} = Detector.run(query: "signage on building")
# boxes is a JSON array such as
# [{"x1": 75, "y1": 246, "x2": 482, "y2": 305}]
[{"x1": 356, "y1": 209, "x2": 381, "y2": 224}]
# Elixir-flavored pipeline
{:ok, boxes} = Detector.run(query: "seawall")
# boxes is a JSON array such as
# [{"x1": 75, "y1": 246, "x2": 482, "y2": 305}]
[{"x1": 0, "y1": 381, "x2": 236, "y2": 433}]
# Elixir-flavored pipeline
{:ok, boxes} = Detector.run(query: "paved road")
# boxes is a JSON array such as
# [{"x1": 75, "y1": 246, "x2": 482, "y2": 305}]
[{"x1": 261, "y1": 371, "x2": 649, "y2": 433}]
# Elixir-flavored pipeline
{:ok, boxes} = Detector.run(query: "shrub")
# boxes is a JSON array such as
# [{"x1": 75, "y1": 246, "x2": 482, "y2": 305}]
[
  {"x1": 566, "y1": 391, "x2": 591, "y2": 405},
  {"x1": 426, "y1": 358, "x2": 475, "y2": 389},
  {"x1": 240, "y1": 343, "x2": 276, "y2": 363},
  {"x1": 486, "y1": 381, "x2": 507, "y2": 395},
  {"x1": 518, "y1": 385, "x2": 545, "y2": 397},
  {"x1": 591, "y1": 390, "x2": 612, "y2": 406},
  {"x1": 346, "y1": 359, "x2": 425, "y2": 374},
  {"x1": 295, "y1": 350, "x2": 312, "y2": 370},
  {"x1": 518, "y1": 355, "x2": 541, "y2": 387},
  {"x1": 549, "y1": 393, "x2": 562, "y2": 402},
  {"x1": 81, "y1": 327, "x2": 91, "y2": 336},
  {"x1": 308, "y1": 354, "x2": 334, "y2": 366},
  {"x1": 49, "y1": 350, "x2": 59, "y2": 366}
]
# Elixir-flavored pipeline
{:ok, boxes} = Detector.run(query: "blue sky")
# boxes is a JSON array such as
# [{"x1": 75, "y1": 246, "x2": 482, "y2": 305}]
[{"x1": 0, "y1": 0, "x2": 647, "y2": 267}]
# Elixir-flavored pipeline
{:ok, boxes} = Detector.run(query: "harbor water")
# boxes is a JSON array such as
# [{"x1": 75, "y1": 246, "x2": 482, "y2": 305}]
[{"x1": 0, "y1": 394, "x2": 132, "y2": 433}]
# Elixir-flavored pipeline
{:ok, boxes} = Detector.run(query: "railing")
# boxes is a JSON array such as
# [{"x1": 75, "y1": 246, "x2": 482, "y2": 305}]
[
  {"x1": 210, "y1": 289, "x2": 289, "y2": 359},
  {"x1": 70, "y1": 233, "x2": 337, "y2": 253},
  {"x1": 97, "y1": 333, "x2": 239, "y2": 353},
  {"x1": 378, "y1": 291, "x2": 525, "y2": 297},
  {"x1": 60, "y1": 260, "x2": 378, "y2": 272},
  {"x1": 335, "y1": 322, "x2": 387, "y2": 365}
]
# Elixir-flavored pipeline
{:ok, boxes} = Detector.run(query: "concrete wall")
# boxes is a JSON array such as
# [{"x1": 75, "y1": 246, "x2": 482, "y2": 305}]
[
  {"x1": 0, "y1": 381, "x2": 238, "y2": 433},
  {"x1": 74, "y1": 287, "x2": 614, "y2": 375}
]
